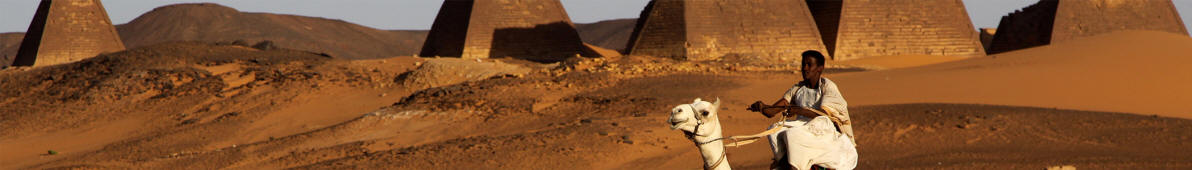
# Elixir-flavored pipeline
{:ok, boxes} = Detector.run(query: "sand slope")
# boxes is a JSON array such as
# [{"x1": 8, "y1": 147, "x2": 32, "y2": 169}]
[
  {"x1": 830, "y1": 54, "x2": 968, "y2": 70},
  {"x1": 740, "y1": 31, "x2": 1192, "y2": 119},
  {"x1": 0, "y1": 43, "x2": 422, "y2": 169}
]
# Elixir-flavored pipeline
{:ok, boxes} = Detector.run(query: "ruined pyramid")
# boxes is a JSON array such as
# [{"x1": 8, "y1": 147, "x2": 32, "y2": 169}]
[
  {"x1": 12, "y1": 0, "x2": 126, "y2": 67},
  {"x1": 808, "y1": 0, "x2": 986, "y2": 60},
  {"x1": 627, "y1": 0, "x2": 828, "y2": 61},
  {"x1": 988, "y1": 0, "x2": 1188, "y2": 54},
  {"x1": 419, "y1": 0, "x2": 589, "y2": 62}
]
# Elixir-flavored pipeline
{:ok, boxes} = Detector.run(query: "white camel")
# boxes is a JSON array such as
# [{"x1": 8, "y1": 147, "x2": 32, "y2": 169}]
[
  {"x1": 667, "y1": 98, "x2": 857, "y2": 170},
  {"x1": 667, "y1": 98, "x2": 732, "y2": 170}
]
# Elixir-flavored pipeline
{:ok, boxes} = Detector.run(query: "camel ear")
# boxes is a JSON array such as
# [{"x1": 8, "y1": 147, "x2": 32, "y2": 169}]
[
  {"x1": 694, "y1": 98, "x2": 703, "y2": 103},
  {"x1": 713, "y1": 98, "x2": 721, "y2": 109}
]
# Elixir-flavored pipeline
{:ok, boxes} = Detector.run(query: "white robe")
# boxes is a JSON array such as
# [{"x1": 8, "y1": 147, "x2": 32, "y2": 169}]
[
  {"x1": 767, "y1": 116, "x2": 858, "y2": 170},
  {"x1": 768, "y1": 78, "x2": 858, "y2": 170}
]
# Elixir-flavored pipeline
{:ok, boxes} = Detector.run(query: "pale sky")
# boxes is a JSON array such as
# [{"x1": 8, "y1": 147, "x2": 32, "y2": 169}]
[{"x1": 1, "y1": 0, "x2": 1190, "y2": 34}]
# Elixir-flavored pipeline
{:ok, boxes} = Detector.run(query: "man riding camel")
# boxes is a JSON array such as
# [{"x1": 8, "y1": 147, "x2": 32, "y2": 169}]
[{"x1": 748, "y1": 50, "x2": 858, "y2": 170}]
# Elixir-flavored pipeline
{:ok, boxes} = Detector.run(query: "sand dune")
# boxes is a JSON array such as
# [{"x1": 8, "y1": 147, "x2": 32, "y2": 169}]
[
  {"x1": 830, "y1": 54, "x2": 968, "y2": 70},
  {"x1": 739, "y1": 31, "x2": 1192, "y2": 119}
]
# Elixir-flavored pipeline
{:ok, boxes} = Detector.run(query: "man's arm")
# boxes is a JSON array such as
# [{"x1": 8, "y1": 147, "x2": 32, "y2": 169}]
[
  {"x1": 749, "y1": 99, "x2": 788, "y2": 118},
  {"x1": 748, "y1": 99, "x2": 821, "y2": 118}
]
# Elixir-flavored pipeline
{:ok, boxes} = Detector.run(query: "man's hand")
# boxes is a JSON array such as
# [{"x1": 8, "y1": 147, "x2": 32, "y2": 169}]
[
  {"x1": 748, "y1": 101, "x2": 765, "y2": 112},
  {"x1": 752, "y1": 99, "x2": 789, "y2": 118}
]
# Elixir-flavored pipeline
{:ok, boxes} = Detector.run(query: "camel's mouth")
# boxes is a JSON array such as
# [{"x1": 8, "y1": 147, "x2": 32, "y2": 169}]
[{"x1": 682, "y1": 131, "x2": 695, "y2": 137}]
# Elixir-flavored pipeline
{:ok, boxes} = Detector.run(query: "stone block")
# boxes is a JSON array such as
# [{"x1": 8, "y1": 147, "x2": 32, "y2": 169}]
[
  {"x1": 627, "y1": 0, "x2": 828, "y2": 61},
  {"x1": 809, "y1": 0, "x2": 986, "y2": 60}
]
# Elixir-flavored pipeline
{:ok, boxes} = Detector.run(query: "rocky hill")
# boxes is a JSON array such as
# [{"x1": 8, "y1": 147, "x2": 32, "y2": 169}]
[{"x1": 115, "y1": 3, "x2": 427, "y2": 60}]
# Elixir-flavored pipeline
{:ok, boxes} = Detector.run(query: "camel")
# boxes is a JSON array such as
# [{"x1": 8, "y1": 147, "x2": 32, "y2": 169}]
[
  {"x1": 667, "y1": 98, "x2": 857, "y2": 170},
  {"x1": 667, "y1": 98, "x2": 732, "y2": 170}
]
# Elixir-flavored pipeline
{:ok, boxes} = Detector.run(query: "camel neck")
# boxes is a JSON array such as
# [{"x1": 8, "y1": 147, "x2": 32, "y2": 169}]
[{"x1": 695, "y1": 128, "x2": 730, "y2": 170}]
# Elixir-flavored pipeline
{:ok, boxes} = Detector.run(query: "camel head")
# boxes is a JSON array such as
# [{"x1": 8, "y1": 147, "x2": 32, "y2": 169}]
[{"x1": 668, "y1": 98, "x2": 722, "y2": 137}]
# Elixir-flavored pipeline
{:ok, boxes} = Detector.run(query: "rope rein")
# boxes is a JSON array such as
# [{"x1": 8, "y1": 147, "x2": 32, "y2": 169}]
[
  {"x1": 690, "y1": 121, "x2": 792, "y2": 170},
  {"x1": 704, "y1": 150, "x2": 727, "y2": 170}
]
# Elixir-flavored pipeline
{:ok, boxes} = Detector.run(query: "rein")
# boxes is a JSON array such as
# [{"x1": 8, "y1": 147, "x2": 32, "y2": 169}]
[{"x1": 685, "y1": 114, "x2": 794, "y2": 170}]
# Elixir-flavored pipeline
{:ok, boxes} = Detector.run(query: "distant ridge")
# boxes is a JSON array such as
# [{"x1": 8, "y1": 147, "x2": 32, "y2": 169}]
[
  {"x1": 115, "y1": 3, "x2": 427, "y2": 59},
  {"x1": 1, "y1": 32, "x2": 24, "y2": 67},
  {"x1": 574, "y1": 18, "x2": 635, "y2": 52}
]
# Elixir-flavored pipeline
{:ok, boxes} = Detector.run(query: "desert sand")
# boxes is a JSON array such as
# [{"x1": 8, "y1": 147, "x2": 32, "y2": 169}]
[
  {"x1": 1, "y1": 30, "x2": 1190, "y2": 169},
  {"x1": 839, "y1": 31, "x2": 1191, "y2": 119},
  {"x1": 828, "y1": 54, "x2": 968, "y2": 70}
]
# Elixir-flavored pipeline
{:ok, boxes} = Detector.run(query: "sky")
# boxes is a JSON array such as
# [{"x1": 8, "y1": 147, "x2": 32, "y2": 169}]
[{"x1": 1, "y1": 0, "x2": 1190, "y2": 34}]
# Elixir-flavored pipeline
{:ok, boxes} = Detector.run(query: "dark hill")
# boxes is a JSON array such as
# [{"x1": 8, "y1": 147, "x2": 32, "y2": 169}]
[
  {"x1": 116, "y1": 3, "x2": 427, "y2": 59},
  {"x1": 1, "y1": 32, "x2": 24, "y2": 67},
  {"x1": 574, "y1": 18, "x2": 635, "y2": 52}
]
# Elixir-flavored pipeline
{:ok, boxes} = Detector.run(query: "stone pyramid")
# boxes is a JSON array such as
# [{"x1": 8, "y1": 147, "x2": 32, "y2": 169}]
[
  {"x1": 419, "y1": 0, "x2": 590, "y2": 62},
  {"x1": 627, "y1": 0, "x2": 828, "y2": 61},
  {"x1": 988, "y1": 0, "x2": 1188, "y2": 54},
  {"x1": 808, "y1": 0, "x2": 986, "y2": 60},
  {"x1": 12, "y1": 0, "x2": 126, "y2": 67}
]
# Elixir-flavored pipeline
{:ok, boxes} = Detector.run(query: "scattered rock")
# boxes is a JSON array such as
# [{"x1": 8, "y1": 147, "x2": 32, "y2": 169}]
[
  {"x1": 632, "y1": 112, "x2": 647, "y2": 117},
  {"x1": 230, "y1": 40, "x2": 250, "y2": 46},
  {"x1": 180, "y1": 119, "x2": 198, "y2": 125},
  {"x1": 398, "y1": 58, "x2": 531, "y2": 89},
  {"x1": 1045, "y1": 165, "x2": 1076, "y2": 170},
  {"x1": 252, "y1": 40, "x2": 277, "y2": 50},
  {"x1": 956, "y1": 123, "x2": 975, "y2": 129}
]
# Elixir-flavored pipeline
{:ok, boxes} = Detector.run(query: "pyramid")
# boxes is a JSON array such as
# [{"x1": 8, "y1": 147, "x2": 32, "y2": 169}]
[
  {"x1": 419, "y1": 0, "x2": 589, "y2": 62},
  {"x1": 12, "y1": 0, "x2": 126, "y2": 67},
  {"x1": 988, "y1": 0, "x2": 1188, "y2": 54},
  {"x1": 808, "y1": 0, "x2": 986, "y2": 60},
  {"x1": 627, "y1": 0, "x2": 828, "y2": 61},
  {"x1": 980, "y1": 28, "x2": 997, "y2": 51}
]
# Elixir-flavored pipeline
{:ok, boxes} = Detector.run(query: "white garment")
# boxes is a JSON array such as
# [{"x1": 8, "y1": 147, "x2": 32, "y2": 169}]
[
  {"x1": 770, "y1": 77, "x2": 858, "y2": 170},
  {"x1": 781, "y1": 78, "x2": 854, "y2": 144},
  {"x1": 790, "y1": 84, "x2": 821, "y2": 109},
  {"x1": 767, "y1": 116, "x2": 858, "y2": 170}
]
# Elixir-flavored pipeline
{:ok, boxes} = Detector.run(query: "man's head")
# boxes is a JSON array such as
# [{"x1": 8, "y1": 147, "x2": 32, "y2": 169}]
[{"x1": 801, "y1": 50, "x2": 826, "y2": 83}]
